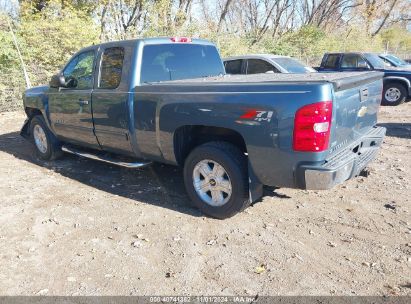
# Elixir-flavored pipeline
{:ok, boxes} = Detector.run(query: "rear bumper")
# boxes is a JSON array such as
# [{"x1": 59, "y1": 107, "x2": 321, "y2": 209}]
[{"x1": 296, "y1": 126, "x2": 386, "y2": 190}]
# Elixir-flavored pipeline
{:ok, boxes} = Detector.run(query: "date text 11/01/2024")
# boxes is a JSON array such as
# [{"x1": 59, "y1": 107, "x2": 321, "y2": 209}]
[{"x1": 149, "y1": 296, "x2": 256, "y2": 303}]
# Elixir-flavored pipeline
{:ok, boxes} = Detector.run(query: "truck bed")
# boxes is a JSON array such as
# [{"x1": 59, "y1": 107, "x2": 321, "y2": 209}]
[{"x1": 156, "y1": 71, "x2": 384, "y2": 91}]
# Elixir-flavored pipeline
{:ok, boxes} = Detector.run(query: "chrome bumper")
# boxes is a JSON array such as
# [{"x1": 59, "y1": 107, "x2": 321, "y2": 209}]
[
  {"x1": 299, "y1": 126, "x2": 386, "y2": 190},
  {"x1": 304, "y1": 160, "x2": 355, "y2": 190}
]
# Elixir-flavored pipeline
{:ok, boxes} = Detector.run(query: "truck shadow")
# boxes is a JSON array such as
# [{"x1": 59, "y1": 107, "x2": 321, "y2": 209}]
[
  {"x1": 0, "y1": 131, "x2": 286, "y2": 217},
  {"x1": 377, "y1": 123, "x2": 411, "y2": 139},
  {"x1": 0, "y1": 131, "x2": 202, "y2": 217}
]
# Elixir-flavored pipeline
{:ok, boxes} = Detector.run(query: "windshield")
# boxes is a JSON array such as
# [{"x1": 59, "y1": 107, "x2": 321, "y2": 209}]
[
  {"x1": 364, "y1": 53, "x2": 386, "y2": 69},
  {"x1": 384, "y1": 54, "x2": 408, "y2": 66},
  {"x1": 141, "y1": 44, "x2": 225, "y2": 83},
  {"x1": 272, "y1": 57, "x2": 316, "y2": 73}
]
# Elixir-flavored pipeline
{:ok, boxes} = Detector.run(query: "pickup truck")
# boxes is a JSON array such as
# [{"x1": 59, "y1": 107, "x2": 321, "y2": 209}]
[
  {"x1": 317, "y1": 52, "x2": 411, "y2": 106},
  {"x1": 224, "y1": 54, "x2": 316, "y2": 75},
  {"x1": 20, "y1": 37, "x2": 386, "y2": 219}
]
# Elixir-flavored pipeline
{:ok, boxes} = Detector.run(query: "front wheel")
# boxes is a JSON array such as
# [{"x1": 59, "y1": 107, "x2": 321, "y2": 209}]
[
  {"x1": 183, "y1": 141, "x2": 250, "y2": 219},
  {"x1": 382, "y1": 83, "x2": 406, "y2": 106},
  {"x1": 30, "y1": 115, "x2": 63, "y2": 160}
]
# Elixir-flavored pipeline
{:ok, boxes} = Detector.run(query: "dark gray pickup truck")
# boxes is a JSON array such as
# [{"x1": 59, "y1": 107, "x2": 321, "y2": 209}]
[
  {"x1": 21, "y1": 37, "x2": 386, "y2": 218},
  {"x1": 318, "y1": 52, "x2": 411, "y2": 106}
]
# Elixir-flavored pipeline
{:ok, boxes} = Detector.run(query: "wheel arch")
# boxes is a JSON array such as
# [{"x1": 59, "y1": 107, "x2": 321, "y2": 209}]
[
  {"x1": 25, "y1": 107, "x2": 43, "y2": 119},
  {"x1": 20, "y1": 107, "x2": 45, "y2": 138},
  {"x1": 173, "y1": 125, "x2": 263, "y2": 203},
  {"x1": 383, "y1": 76, "x2": 410, "y2": 92},
  {"x1": 22, "y1": 107, "x2": 56, "y2": 137},
  {"x1": 173, "y1": 125, "x2": 247, "y2": 166}
]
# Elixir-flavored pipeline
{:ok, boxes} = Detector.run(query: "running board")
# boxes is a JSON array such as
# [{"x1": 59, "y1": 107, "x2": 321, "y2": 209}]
[{"x1": 61, "y1": 145, "x2": 152, "y2": 169}]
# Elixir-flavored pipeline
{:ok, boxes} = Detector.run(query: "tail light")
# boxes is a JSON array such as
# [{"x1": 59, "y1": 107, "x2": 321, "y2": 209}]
[
  {"x1": 293, "y1": 101, "x2": 332, "y2": 152},
  {"x1": 170, "y1": 37, "x2": 192, "y2": 43}
]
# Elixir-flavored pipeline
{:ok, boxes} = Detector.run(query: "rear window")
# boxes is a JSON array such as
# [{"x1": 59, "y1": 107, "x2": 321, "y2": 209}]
[
  {"x1": 323, "y1": 54, "x2": 339, "y2": 69},
  {"x1": 140, "y1": 44, "x2": 224, "y2": 83},
  {"x1": 225, "y1": 60, "x2": 242, "y2": 74}
]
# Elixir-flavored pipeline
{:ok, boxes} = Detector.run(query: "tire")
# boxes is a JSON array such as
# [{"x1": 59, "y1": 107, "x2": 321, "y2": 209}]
[
  {"x1": 183, "y1": 141, "x2": 250, "y2": 219},
  {"x1": 382, "y1": 83, "x2": 407, "y2": 106},
  {"x1": 30, "y1": 115, "x2": 63, "y2": 161}
]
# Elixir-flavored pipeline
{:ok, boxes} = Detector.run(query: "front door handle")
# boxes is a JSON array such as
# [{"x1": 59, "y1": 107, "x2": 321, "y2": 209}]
[{"x1": 78, "y1": 99, "x2": 89, "y2": 105}]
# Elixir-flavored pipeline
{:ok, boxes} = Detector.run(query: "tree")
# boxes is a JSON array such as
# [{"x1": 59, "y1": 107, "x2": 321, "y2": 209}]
[
  {"x1": 17, "y1": 1, "x2": 99, "y2": 79},
  {"x1": 353, "y1": 0, "x2": 411, "y2": 36}
]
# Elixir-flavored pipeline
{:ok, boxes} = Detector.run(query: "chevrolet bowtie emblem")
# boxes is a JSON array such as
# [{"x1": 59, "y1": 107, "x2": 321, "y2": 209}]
[{"x1": 358, "y1": 106, "x2": 368, "y2": 117}]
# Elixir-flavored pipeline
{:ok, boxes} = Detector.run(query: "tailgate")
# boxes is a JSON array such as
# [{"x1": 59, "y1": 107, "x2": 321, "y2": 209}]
[{"x1": 328, "y1": 72, "x2": 383, "y2": 153}]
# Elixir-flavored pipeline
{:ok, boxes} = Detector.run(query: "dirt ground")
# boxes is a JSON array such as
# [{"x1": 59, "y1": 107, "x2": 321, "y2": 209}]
[{"x1": 0, "y1": 103, "x2": 410, "y2": 296}]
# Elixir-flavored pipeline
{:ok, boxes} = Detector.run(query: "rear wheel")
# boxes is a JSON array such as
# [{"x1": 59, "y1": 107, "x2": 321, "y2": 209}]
[
  {"x1": 30, "y1": 115, "x2": 63, "y2": 160},
  {"x1": 382, "y1": 83, "x2": 406, "y2": 106},
  {"x1": 183, "y1": 141, "x2": 250, "y2": 219}
]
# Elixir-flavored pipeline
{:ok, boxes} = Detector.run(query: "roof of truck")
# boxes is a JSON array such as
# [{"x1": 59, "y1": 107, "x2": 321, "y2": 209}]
[
  {"x1": 67, "y1": 37, "x2": 216, "y2": 62},
  {"x1": 83, "y1": 37, "x2": 215, "y2": 50}
]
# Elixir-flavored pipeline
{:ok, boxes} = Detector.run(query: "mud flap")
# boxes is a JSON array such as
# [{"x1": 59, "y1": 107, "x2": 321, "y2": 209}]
[
  {"x1": 20, "y1": 118, "x2": 30, "y2": 139},
  {"x1": 248, "y1": 161, "x2": 263, "y2": 203}
]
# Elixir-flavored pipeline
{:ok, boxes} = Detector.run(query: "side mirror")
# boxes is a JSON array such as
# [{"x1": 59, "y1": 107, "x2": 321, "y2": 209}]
[
  {"x1": 65, "y1": 76, "x2": 78, "y2": 88},
  {"x1": 49, "y1": 74, "x2": 66, "y2": 88},
  {"x1": 49, "y1": 74, "x2": 78, "y2": 88}
]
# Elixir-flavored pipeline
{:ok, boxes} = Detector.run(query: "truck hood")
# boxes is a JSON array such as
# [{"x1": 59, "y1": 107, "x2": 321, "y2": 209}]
[{"x1": 24, "y1": 85, "x2": 49, "y2": 97}]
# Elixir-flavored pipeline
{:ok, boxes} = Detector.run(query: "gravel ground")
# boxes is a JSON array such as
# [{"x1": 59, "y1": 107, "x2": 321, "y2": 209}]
[{"x1": 0, "y1": 103, "x2": 410, "y2": 296}]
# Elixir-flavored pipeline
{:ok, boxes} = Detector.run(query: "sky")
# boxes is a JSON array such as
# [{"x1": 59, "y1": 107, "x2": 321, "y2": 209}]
[{"x1": 1, "y1": 0, "x2": 410, "y2": 31}]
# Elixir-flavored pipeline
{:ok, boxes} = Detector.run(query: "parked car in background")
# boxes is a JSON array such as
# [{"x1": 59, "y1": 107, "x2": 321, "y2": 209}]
[
  {"x1": 20, "y1": 38, "x2": 385, "y2": 219},
  {"x1": 223, "y1": 54, "x2": 316, "y2": 75},
  {"x1": 317, "y1": 52, "x2": 411, "y2": 106},
  {"x1": 379, "y1": 54, "x2": 411, "y2": 68}
]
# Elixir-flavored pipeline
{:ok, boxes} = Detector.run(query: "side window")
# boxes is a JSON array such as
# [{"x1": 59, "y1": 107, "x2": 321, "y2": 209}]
[
  {"x1": 247, "y1": 59, "x2": 276, "y2": 74},
  {"x1": 341, "y1": 54, "x2": 369, "y2": 68},
  {"x1": 63, "y1": 50, "x2": 95, "y2": 89},
  {"x1": 323, "y1": 54, "x2": 339, "y2": 69},
  {"x1": 225, "y1": 60, "x2": 242, "y2": 74},
  {"x1": 99, "y1": 47, "x2": 125, "y2": 89}
]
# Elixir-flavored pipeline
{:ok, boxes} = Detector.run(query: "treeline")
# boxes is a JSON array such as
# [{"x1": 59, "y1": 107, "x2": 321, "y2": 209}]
[{"x1": 0, "y1": 0, "x2": 410, "y2": 111}]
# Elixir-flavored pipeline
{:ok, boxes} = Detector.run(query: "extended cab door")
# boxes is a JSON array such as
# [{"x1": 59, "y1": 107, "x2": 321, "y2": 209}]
[
  {"x1": 49, "y1": 48, "x2": 99, "y2": 148},
  {"x1": 91, "y1": 45, "x2": 133, "y2": 154}
]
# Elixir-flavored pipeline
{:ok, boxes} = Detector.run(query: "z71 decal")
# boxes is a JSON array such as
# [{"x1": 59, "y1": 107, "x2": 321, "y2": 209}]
[{"x1": 240, "y1": 110, "x2": 274, "y2": 122}]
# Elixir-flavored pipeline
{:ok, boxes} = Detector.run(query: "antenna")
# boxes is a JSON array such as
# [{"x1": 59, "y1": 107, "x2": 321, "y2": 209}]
[{"x1": 6, "y1": 16, "x2": 31, "y2": 88}]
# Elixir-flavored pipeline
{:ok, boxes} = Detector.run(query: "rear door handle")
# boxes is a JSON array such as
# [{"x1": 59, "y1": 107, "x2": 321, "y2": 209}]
[{"x1": 78, "y1": 99, "x2": 89, "y2": 105}]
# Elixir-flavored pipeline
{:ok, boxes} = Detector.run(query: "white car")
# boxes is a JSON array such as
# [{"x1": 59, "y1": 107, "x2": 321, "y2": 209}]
[{"x1": 223, "y1": 54, "x2": 316, "y2": 75}]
